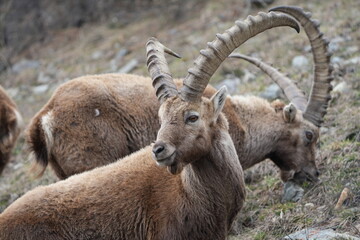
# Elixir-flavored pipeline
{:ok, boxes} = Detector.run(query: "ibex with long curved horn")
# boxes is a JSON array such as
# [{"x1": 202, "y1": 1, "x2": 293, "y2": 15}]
[
  {"x1": 229, "y1": 5, "x2": 333, "y2": 182},
  {"x1": 0, "y1": 85, "x2": 22, "y2": 175},
  {"x1": 26, "y1": 9, "x2": 304, "y2": 182},
  {"x1": 0, "y1": 11, "x2": 300, "y2": 239},
  {"x1": 25, "y1": 7, "x2": 331, "y2": 185}
]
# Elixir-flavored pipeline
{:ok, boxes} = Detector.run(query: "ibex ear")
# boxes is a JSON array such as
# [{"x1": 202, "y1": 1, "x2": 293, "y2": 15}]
[
  {"x1": 271, "y1": 99, "x2": 286, "y2": 113},
  {"x1": 210, "y1": 86, "x2": 228, "y2": 121},
  {"x1": 283, "y1": 103, "x2": 297, "y2": 123}
]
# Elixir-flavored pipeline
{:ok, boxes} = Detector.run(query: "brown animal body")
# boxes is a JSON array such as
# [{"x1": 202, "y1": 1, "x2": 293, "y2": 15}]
[
  {"x1": 0, "y1": 11, "x2": 302, "y2": 239},
  {"x1": 27, "y1": 7, "x2": 331, "y2": 184},
  {"x1": 27, "y1": 74, "x2": 319, "y2": 183},
  {"x1": 0, "y1": 85, "x2": 22, "y2": 174},
  {"x1": 0, "y1": 22, "x2": 258, "y2": 238}
]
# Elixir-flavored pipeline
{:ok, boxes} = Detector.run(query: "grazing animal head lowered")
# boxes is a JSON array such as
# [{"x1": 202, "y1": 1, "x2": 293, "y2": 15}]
[
  {"x1": 229, "y1": 6, "x2": 333, "y2": 183},
  {"x1": 25, "y1": 9, "x2": 301, "y2": 182},
  {"x1": 0, "y1": 11, "x2": 302, "y2": 239}
]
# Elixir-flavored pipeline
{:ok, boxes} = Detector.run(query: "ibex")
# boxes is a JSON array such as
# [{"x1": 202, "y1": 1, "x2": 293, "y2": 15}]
[
  {"x1": 0, "y1": 85, "x2": 22, "y2": 175},
  {"x1": 26, "y1": 6, "x2": 331, "y2": 185},
  {"x1": 0, "y1": 11, "x2": 297, "y2": 239}
]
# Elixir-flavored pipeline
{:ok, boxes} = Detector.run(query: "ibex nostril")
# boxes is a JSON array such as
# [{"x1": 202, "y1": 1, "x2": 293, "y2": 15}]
[
  {"x1": 152, "y1": 144, "x2": 165, "y2": 155},
  {"x1": 316, "y1": 170, "x2": 320, "y2": 177}
]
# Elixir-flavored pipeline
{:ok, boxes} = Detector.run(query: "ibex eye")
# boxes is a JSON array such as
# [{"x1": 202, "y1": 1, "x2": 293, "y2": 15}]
[
  {"x1": 187, "y1": 115, "x2": 199, "y2": 123},
  {"x1": 305, "y1": 131, "x2": 313, "y2": 141}
]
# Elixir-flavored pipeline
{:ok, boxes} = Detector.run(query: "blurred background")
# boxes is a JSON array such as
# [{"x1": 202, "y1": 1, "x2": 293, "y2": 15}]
[{"x1": 0, "y1": 0, "x2": 359, "y2": 239}]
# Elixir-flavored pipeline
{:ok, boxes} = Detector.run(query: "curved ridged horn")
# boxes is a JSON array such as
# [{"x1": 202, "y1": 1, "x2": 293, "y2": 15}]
[
  {"x1": 270, "y1": 6, "x2": 333, "y2": 126},
  {"x1": 146, "y1": 37, "x2": 181, "y2": 103},
  {"x1": 180, "y1": 12, "x2": 300, "y2": 102},
  {"x1": 229, "y1": 53, "x2": 308, "y2": 111}
]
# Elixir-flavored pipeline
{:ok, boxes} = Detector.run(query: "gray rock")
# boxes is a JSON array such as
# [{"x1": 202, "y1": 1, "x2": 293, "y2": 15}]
[
  {"x1": 283, "y1": 227, "x2": 360, "y2": 240},
  {"x1": 37, "y1": 71, "x2": 52, "y2": 84},
  {"x1": 304, "y1": 202, "x2": 315, "y2": 210},
  {"x1": 118, "y1": 59, "x2": 138, "y2": 73},
  {"x1": 282, "y1": 181, "x2": 304, "y2": 202},
  {"x1": 344, "y1": 56, "x2": 360, "y2": 65},
  {"x1": 242, "y1": 69, "x2": 256, "y2": 83},
  {"x1": 333, "y1": 81, "x2": 350, "y2": 94},
  {"x1": 291, "y1": 55, "x2": 309, "y2": 70},
  {"x1": 216, "y1": 75, "x2": 241, "y2": 94},
  {"x1": 328, "y1": 36, "x2": 346, "y2": 53},
  {"x1": 114, "y1": 49, "x2": 128, "y2": 61},
  {"x1": 328, "y1": 41, "x2": 339, "y2": 53},
  {"x1": 303, "y1": 45, "x2": 312, "y2": 52},
  {"x1": 5, "y1": 88, "x2": 20, "y2": 99},
  {"x1": 110, "y1": 49, "x2": 129, "y2": 71},
  {"x1": 12, "y1": 59, "x2": 40, "y2": 73},
  {"x1": 260, "y1": 83, "x2": 283, "y2": 101},
  {"x1": 91, "y1": 50, "x2": 104, "y2": 60},
  {"x1": 330, "y1": 56, "x2": 344, "y2": 64},
  {"x1": 32, "y1": 84, "x2": 49, "y2": 94},
  {"x1": 320, "y1": 127, "x2": 329, "y2": 135},
  {"x1": 345, "y1": 46, "x2": 359, "y2": 55}
]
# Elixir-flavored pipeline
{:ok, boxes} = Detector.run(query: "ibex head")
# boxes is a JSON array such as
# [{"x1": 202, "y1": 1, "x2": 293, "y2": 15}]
[
  {"x1": 230, "y1": 6, "x2": 333, "y2": 183},
  {"x1": 153, "y1": 88, "x2": 227, "y2": 175},
  {"x1": 146, "y1": 12, "x2": 300, "y2": 175},
  {"x1": 270, "y1": 100, "x2": 320, "y2": 183}
]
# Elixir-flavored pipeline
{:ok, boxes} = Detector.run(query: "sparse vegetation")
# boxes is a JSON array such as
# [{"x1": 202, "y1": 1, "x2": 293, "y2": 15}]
[{"x1": 0, "y1": 0, "x2": 359, "y2": 239}]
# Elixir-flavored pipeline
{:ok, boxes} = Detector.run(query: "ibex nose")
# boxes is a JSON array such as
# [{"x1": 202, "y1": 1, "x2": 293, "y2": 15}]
[
  {"x1": 152, "y1": 142, "x2": 165, "y2": 157},
  {"x1": 315, "y1": 170, "x2": 320, "y2": 177}
]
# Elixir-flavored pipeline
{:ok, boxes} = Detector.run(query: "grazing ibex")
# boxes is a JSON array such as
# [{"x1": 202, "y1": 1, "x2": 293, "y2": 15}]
[
  {"x1": 229, "y1": 6, "x2": 333, "y2": 182},
  {"x1": 0, "y1": 85, "x2": 22, "y2": 175},
  {"x1": 0, "y1": 11, "x2": 296, "y2": 238},
  {"x1": 26, "y1": 7, "x2": 332, "y2": 185}
]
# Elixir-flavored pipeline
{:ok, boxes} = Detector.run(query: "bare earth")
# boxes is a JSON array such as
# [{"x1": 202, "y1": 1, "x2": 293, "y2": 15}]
[{"x1": 0, "y1": 0, "x2": 359, "y2": 239}]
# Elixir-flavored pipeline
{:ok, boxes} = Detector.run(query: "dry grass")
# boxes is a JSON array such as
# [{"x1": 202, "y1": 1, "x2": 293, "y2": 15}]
[{"x1": 0, "y1": 0, "x2": 359, "y2": 238}]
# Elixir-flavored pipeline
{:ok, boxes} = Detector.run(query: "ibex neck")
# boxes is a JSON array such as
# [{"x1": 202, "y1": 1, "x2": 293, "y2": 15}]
[
  {"x1": 226, "y1": 96, "x2": 283, "y2": 169},
  {"x1": 182, "y1": 129, "x2": 244, "y2": 202}
]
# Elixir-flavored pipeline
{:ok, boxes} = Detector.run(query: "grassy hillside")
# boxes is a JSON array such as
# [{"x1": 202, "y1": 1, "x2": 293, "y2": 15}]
[{"x1": 0, "y1": 0, "x2": 359, "y2": 239}]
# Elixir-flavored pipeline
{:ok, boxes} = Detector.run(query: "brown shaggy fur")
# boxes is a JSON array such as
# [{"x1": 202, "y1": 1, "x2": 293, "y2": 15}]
[
  {"x1": 27, "y1": 73, "x2": 320, "y2": 182},
  {"x1": 0, "y1": 90, "x2": 245, "y2": 240},
  {"x1": 0, "y1": 85, "x2": 22, "y2": 175}
]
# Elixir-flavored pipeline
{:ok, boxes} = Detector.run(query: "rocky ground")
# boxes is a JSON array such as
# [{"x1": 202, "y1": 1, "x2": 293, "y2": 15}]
[{"x1": 0, "y1": 0, "x2": 359, "y2": 239}]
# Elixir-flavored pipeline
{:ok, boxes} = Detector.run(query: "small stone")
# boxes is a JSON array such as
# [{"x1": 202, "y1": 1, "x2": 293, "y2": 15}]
[
  {"x1": 345, "y1": 46, "x2": 359, "y2": 55},
  {"x1": 260, "y1": 83, "x2": 283, "y2": 101},
  {"x1": 5, "y1": 88, "x2": 19, "y2": 98},
  {"x1": 282, "y1": 181, "x2": 304, "y2": 202},
  {"x1": 320, "y1": 127, "x2": 329, "y2": 134},
  {"x1": 304, "y1": 203, "x2": 315, "y2": 209},
  {"x1": 242, "y1": 69, "x2": 256, "y2": 83},
  {"x1": 328, "y1": 41, "x2": 339, "y2": 53},
  {"x1": 344, "y1": 56, "x2": 360, "y2": 65},
  {"x1": 114, "y1": 49, "x2": 128, "y2": 61},
  {"x1": 12, "y1": 59, "x2": 40, "y2": 73},
  {"x1": 332, "y1": 81, "x2": 350, "y2": 94},
  {"x1": 37, "y1": 71, "x2": 51, "y2": 84},
  {"x1": 291, "y1": 55, "x2": 309, "y2": 70},
  {"x1": 118, "y1": 59, "x2": 138, "y2": 73},
  {"x1": 317, "y1": 205, "x2": 326, "y2": 211},
  {"x1": 283, "y1": 227, "x2": 360, "y2": 240},
  {"x1": 303, "y1": 45, "x2": 312, "y2": 52},
  {"x1": 331, "y1": 56, "x2": 344, "y2": 64},
  {"x1": 91, "y1": 50, "x2": 104, "y2": 60},
  {"x1": 216, "y1": 75, "x2": 241, "y2": 94},
  {"x1": 32, "y1": 84, "x2": 49, "y2": 94},
  {"x1": 110, "y1": 49, "x2": 129, "y2": 71}
]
